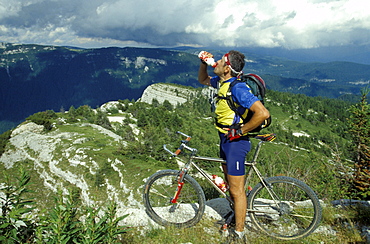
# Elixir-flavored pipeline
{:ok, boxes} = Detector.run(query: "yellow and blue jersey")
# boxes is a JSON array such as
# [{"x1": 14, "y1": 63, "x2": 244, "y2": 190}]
[{"x1": 210, "y1": 76, "x2": 259, "y2": 134}]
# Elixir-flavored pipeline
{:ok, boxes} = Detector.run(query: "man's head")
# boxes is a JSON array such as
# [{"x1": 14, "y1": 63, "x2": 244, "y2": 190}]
[
  {"x1": 214, "y1": 50, "x2": 245, "y2": 78},
  {"x1": 224, "y1": 50, "x2": 245, "y2": 77}
]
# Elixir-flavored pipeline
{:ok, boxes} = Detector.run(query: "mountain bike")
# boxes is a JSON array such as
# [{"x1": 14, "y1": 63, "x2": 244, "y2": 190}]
[{"x1": 143, "y1": 131, "x2": 322, "y2": 240}]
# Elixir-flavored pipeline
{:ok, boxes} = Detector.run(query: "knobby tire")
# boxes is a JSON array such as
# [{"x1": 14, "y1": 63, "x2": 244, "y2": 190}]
[
  {"x1": 143, "y1": 170, "x2": 206, "y2": 228},
  {"x1": 247, "y1": 176, "x2": 322, "y2": 240}
]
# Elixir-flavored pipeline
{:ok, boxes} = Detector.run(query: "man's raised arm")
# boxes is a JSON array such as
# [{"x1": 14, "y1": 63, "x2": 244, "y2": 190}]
[{"x1": 198, "y1": 62, "x2": 211, "y2": 86}]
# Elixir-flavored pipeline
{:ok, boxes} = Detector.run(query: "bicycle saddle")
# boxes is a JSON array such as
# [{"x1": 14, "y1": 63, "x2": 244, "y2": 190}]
[{"x1": 253, "y1": 133, "x2": 276, "y2": 142}]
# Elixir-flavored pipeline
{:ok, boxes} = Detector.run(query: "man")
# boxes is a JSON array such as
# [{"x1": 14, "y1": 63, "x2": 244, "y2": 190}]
[{"x1": 198, "y1": 50, "x2": 270, "y2": 242}]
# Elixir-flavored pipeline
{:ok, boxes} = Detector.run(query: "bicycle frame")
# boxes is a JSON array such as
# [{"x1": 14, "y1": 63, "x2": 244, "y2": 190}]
[
  {"x1": 146, "y1": 131, "x2": 322, "y2": 239},
  {"x1": 164, "y1": 133, "x2": 270, "y2": 207}
]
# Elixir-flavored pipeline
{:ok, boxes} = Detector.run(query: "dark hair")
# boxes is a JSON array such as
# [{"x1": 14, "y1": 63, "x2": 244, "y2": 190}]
[{"x1": 228, "y1": 50, "x2": 245, "y2": 77}]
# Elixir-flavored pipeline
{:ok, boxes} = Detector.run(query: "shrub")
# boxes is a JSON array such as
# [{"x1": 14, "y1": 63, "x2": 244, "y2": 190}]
[
  {"x1": 0, "y1": 130, "x2": 11, "y2": 157},
  {"x1": 0, "y1": 169, "x2": 36, "y2": 243},
  {"x1": 26, "y1": 110, "x2": 56, "y2": 131},
  {"x1": 1, "y1": 170, "x2": 129, "y2": 243}
]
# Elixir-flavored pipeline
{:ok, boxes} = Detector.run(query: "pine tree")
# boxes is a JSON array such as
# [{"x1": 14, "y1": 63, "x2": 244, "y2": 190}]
[
  {"x1": 347, "y1": 88, "x2": 370, "y2": 199},
  {"x1": 94, "y1": 109, "x2": 112, "y2": 130}
]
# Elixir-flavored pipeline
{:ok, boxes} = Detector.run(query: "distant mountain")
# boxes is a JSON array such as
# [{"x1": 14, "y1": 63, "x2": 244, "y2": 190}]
[
  {"x1": 0, "y1": 43, "x2": 200, "y2": 123},
  {"x1": 253, "y1": 45, "x2": 370, "y2": 65},
  {"x1": 172, "y1": 46, "x2": 370, "y2": 95},
  {"x1": 0, "y1": 42, "x2": 368, "y2": 133},
  {"x1": 182, "y1": 45, "x2": 370, "y2": 65}
]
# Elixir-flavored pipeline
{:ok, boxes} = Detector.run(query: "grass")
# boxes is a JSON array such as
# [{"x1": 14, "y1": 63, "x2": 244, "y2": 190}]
[
  {"x1": 120, "y1": 207, "x2": 367, "y2": 244},
  {"x1": 113, "y1": 177, "x2": 369, "y2": 244},
  {"x1": 121, "y1": 219, "x2": 224, "y2": 244}
]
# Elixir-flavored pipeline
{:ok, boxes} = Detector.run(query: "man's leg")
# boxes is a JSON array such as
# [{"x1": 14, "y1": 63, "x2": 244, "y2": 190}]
[
  {"x1": 227, "y1": 174, "x2": 246, "y2": 232},
  {"x1": 219, "y1": 133, "x2": 250, "y2": 233}
]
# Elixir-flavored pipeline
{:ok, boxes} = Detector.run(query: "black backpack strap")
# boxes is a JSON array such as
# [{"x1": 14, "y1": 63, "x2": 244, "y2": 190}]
[
  {"x1": 215, "y1": 79, "x2": 253, "y2": 127},
  {"x1": 215, "y1": 122, "x2": 228, "y2": 129},
  {"x1": 226, "y1": 79, "x2": 248, "y2": 123},
  {"x1": 218, "y1": 74, "x2": 271, "y2": 132}
]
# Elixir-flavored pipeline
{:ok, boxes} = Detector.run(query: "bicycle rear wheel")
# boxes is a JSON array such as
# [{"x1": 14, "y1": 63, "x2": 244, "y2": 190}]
[
  {"x1": 247, "y1": 176, "x2": 322, "y2": 240},
  {"x1": 143, "y1": 169, "x2": 206, "y2": 228}
]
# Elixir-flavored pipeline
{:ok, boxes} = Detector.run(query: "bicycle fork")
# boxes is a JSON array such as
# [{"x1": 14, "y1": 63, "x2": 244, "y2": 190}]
[{"x1": 170, "y1": 170, "x2": 187, "y2": 204}]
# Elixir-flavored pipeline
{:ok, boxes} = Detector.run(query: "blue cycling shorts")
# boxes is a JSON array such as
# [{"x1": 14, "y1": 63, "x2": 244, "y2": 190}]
[{"x1": 219, "y1": 132, "x2": 251, "y2": 176}]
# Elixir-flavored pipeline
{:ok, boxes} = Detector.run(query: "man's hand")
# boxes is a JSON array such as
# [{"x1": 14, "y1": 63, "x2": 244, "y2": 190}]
[
  {"x1": 225, "y1": 124, "x2": 244, "y2": 141},
  {"x1": 198, "y1": 51, "x2": 217, "y2": 67}
]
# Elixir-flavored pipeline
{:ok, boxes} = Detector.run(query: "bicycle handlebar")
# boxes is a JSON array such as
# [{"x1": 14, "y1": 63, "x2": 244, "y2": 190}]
[
  {"x1": 163, "y1": 131, "x2": 276, "y2": 157},
  {"x1": 176, "y1": 131, "x2": 192, "y2": 141},
  {"x1": 163, "y1": 144, "x2": 178, "y2": 156},
  {"x1": 163, "y1": 131, "x2": 193, "y2": 156}
]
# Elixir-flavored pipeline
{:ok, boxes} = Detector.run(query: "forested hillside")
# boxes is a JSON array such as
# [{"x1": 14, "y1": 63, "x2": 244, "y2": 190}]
[
  {"x1": 0, "y1": 84, "x2": 355, "y2": 202},
  {"x1": 1, "y1": 83, "x2": 369, "y2": 243}
]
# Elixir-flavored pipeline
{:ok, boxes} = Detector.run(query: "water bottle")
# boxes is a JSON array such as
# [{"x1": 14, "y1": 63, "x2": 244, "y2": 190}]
[
  {"x1": 246, "y1": 185, "x2": 253, "y2": 197},
  {"x1": 212, "y1": 175, "x2": 228, "y2": 192},
  {"x1": 198, "y1": 51, "x2": 218, "y2": 68}
]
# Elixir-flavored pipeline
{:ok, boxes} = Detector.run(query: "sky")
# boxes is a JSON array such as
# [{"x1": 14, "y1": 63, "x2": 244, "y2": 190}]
[{"x1": 0, "y1": 0, "x2": 370, "y2": 50}]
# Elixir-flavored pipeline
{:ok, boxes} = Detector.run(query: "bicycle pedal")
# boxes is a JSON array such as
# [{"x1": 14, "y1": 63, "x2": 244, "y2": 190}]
[
  {"x1": 220, "y1": 223, "x2": 229, "y2": 237},
  {"x1": 218, "y1": 211, "x2": 236, "y2": 236},
  {"x1": 224, "y1": 211, "x2": 235, "y2": 226},
  {"x1": 221, "y1": 223, "x2": 228, "y2": 231}
]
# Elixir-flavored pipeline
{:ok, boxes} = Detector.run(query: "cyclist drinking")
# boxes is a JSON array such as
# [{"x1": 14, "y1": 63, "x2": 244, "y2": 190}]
[{"x1": 198, "y1": 50, "x2": 270, "y2": 242}]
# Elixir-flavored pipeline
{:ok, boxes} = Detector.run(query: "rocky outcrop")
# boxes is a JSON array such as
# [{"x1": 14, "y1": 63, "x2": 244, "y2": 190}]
[
  {"x1": 138, "y1": 83, "x2": 195, "y2": 106},
  {"x1": 138, "y1": 83, "x2": 216, "y2": 107}
]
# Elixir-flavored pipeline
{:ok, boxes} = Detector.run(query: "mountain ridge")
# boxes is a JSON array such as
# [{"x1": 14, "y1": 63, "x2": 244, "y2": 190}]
[{"x1": 0, "y1": 42, "x2": 368, "y2": 134}]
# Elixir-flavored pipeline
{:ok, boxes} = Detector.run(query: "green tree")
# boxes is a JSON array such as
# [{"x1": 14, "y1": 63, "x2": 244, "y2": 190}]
[
  {"x1": 26, "y1": 110, "x2": 56, "y2": 131},
  {"x1": 0, "y1": 130, "x2": 11, "y2": 157},
  {"x1": 76, "y1": 105, "x2": 95, "y2": 122},
  {"x1": 151, "y1": 98, "x2": 160, "y2": 107},
  {"x1": 94, "y1": 109, "x2": 112, "y2": 130},
  {"x1": 162, "y1": 100, "x2": 173, "y2": 111},
  {"x1": 67, "y1": 105, "x2": 78, "y2": 122},
  {"x1": 347, "y1": 88, "x2": 370, "y2": 199}
]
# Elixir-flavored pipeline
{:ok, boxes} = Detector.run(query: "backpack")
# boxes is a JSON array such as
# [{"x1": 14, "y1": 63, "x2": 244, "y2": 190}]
[{"x1": 219, "y1": 73, "x2": 271, "y2": 132}]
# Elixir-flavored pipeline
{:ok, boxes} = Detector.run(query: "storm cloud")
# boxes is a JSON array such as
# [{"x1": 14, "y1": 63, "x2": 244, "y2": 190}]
[{"x1": 0, "y1": 0, "x2": 369, "y2": 49}]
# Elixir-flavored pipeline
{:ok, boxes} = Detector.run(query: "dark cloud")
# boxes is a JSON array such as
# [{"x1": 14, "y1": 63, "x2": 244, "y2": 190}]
[{"x1": 0, "y1": 0, "x2": 369, "y2": 49}]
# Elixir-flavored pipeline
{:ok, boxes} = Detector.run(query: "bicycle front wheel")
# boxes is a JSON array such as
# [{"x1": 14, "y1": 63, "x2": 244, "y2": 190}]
[
  {"x1": 248, "y1": 176, "x2": 322, "y2": 240},
  {"x1": 143, "y1": 170, "x2": 206, "y2": 228}
]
